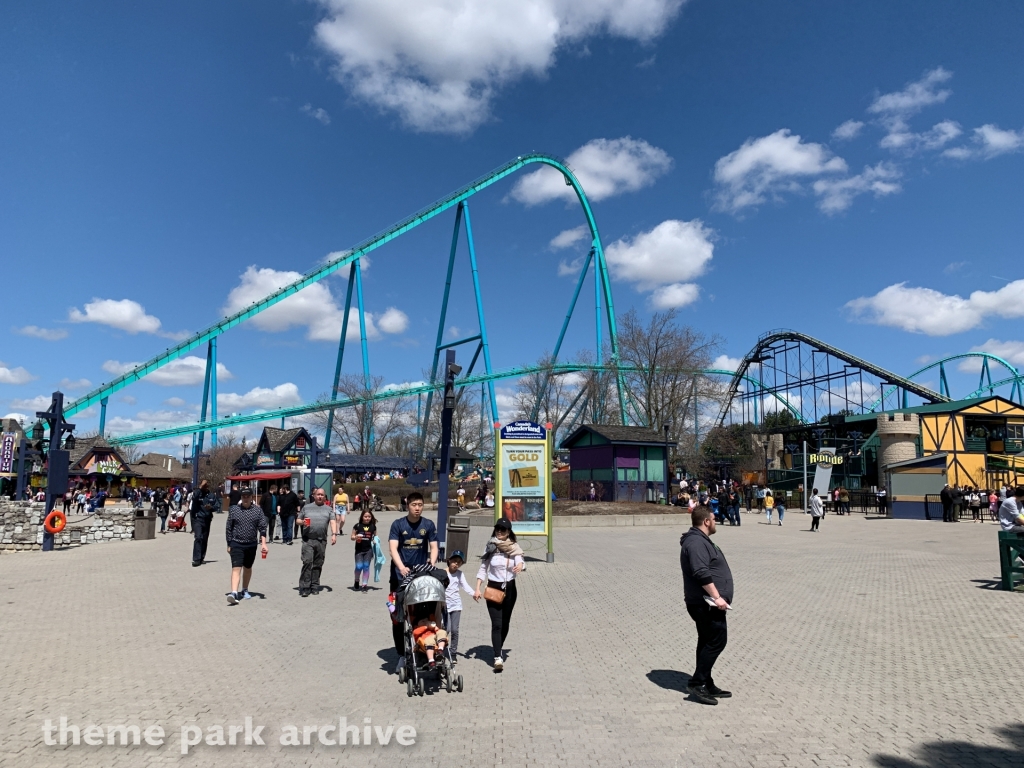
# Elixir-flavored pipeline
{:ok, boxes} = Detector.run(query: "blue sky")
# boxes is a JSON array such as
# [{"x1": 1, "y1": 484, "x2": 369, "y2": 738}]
[{"x1": 2, "y1": 1, "x2": 1023, "y2": 449}]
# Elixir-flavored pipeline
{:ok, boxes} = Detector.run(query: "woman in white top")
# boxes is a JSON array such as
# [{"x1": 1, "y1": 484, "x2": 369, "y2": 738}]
[{"x1": 473, "y1": 517, "x2": 524, "y2": 671}]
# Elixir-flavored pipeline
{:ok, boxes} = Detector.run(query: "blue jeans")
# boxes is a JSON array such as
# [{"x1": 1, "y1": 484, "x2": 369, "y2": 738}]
[
  {"x1": 776, "y1": 506, "x2": 785, "y2": 522},
  {"x1": 281, "y1": 515, "x2": 295, "y2": 543}
]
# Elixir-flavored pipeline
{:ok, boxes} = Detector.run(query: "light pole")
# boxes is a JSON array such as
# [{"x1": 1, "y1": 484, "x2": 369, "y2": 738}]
[
  {"x1": 436, "y1": 350, "x2": 461, "y2": 559},
  {"x1": 662, "y1": 421, "x2": 671, "y2": 502},
  {"x1": 34, "y1": 392, "x2": 76, "y2": 552},
  {"x1": 182, "y1": 444, "x2": 190, "y2": 466}
]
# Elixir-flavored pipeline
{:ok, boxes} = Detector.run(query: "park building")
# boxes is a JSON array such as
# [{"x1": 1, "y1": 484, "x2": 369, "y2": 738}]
[{"x1": 761, "y1": 394, "x2": 1024, "y2": 519}]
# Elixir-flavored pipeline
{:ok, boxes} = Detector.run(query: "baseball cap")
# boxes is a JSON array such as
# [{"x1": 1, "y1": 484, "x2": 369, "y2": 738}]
[
  {"x1": 494, "y1": 516, "x2": 512, "y2": 531},
  {"x1": 240, "y1": 486, "x2": 253, "y2": 495}
]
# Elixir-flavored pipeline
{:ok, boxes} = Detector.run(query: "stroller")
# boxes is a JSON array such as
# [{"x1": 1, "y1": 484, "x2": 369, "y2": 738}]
[
  {"x1": 395, "y1": 571, "x2": 463, "y2": 697},
  {"x1": 167, "y1": 506, "x2": 188, "y2": 532}
]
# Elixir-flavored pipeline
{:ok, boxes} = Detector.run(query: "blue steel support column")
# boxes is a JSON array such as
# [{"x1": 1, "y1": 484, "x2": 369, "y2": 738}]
[
  {"x1": 98, "y1": 397, "x2": 108, "y2": 437},
  {"x1": 939, "y1": 363, "x2": 949, "y2": 399},
  {"x1": 595, "y1": 245, "x2": 626, "y2": 424},
  {"x1": 196, "y1": 342, "x2": 214, "y2": 455},
  {"x1": 461, "y1": 202, "x2": 498, "y2": 423},
  {"x1": 593, "y1": 247, "x2": 604, "y2": 422},
  {"x1": 530, "y1": 248, "x2": 594, "y2": 423},
  {"x1": 353, "y1": 258, "x2": 373, "y2": 452},
  {"x1": 324, "y1": 262, "x2": 357, "y2": 450},
  {"x1": 210, "y1": 336, "x2": 218, "y2": 447},
  {"x1": 418, "y1": 203, "x2": 464, "y2": 458}
]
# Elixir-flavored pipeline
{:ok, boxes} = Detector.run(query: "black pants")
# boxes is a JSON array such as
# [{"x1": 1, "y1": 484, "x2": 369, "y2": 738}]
[
  {"x1": 264, "y1": 514, "x2": 276, "y2": 540},
  {"x1": 811, "y1": 515, "x2": 821, "y2": 531},
  {"x1": 192, "y1": 514, "x2": 212, "y2": 564},
  {"x1": 390, "y1": 570, "x2": 404, "y2": 654},
  {"x1": 300, "y1": 538, "x2": 327, "y2": 591},
  {"x1": 942, "y1": 503, "x2": 951, "y2": 522},
  {"x1": 485, "y1": 579, "x2": 518, "y2": 658},
  {"x1": 685, "y1": 601, "x2": 728, "y2": 687}
]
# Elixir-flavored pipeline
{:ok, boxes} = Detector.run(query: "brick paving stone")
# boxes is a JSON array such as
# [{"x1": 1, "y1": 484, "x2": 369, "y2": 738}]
[{"x1": 0, "y1": 512, "x2": 1022, "y2": 767}]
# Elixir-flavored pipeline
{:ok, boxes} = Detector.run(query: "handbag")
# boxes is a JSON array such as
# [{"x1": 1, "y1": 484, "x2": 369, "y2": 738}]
[{"x1": 483, "y1": 552, "x2": 512, "y2": 604}]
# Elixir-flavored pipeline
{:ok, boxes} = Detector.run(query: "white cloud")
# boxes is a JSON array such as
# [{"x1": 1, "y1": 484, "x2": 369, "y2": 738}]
[
  {"x1": 813, "y1": 162, "x2": 902, "y2": 213},
  {"x1": 879, "y1": 119, "x2": 962, "y2": 154},
  {"x1": 313, "y1": 0, "x2": 685, "y2": 134},
  {"x1": 446, "y1": 326, "x2": 461, "y2": 340},
  {"x1": 0, "y1": 362, "x2": 36, "y2": 385},
  {"x1": 868, "y1": 67, "x2": 952, "y2": 118},
  {"x1": 382, "y1": 380, "x2": 428, "y2": 392},
  {"x1": 549, "y1": 225, "x2": 588, "y2": 250},
  {"x1": 10, "y1": 395, "x2": 52, "y2": 411},
  {"x1": 222, "y1": 266, "x2": 404, "y2": 343},
  {"x1": 68, "y1": 298, "x2": 169, "y2": 336},
  {"x1": 163, "y1": 397, "x2": 188, "y2": 407},
  {"x1": 649, "y1": 283, "x2": 699, "y2": 309},
  {"x1": 711, "y1": 355, "x2": 742, "y2": 372},
  {"x1": 118, "y1": 395, "x2": 137, "y2": 405},
  {"x1": 15, "y1": 325, "x2": 68, "y2": 341},
  {"x1": 377, "y1": 307, "x2": 409, "y2": 334},
  {"x1": 846, "y1": 279, "x2": 1024, "y2": 336},
  {"x1": 218, "y1": 383, "x2": 302, "y2": 411},
  {"x1": 605, "y1": 219, "x2": 714, "y2": 292},
  {"x1": 712, "y1": 129, "x2": 847, "y2": 213},
  {"x1": 510, "y1": 137, "x2": 672, "y2": 205},
  {"x1": 102, "y1": 356, "x2": 234, "y2": 386},
  {"x1": 832, "y1": 120, "x2": 864, "y2": 141},
  {"x1": 58, "y1": 378, "x2": 91, "y2": 391},
  {"x1": 301, "y1": 103, "x2": 331, "y2": 125},
  {"x1": 944, "y1": 124, "x2": 1024, "y2": 160},
  {"x1": 3, "y1": 412, "x2": 28, "y2": 425}
]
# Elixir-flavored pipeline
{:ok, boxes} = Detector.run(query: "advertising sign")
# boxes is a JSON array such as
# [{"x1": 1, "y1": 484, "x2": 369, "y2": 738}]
[
  {"x1": 0, "y1": 432, "x2": 15, "y2": 473},
  {"x1": 255, "y1": 453, "x2": 275, "y2": 467},
  {"x1": 811, "y1": 447, "x2": 838, "y2": 497},
  {"x1": 495, "y1": 421, "x2": 550, "y2": 536}
]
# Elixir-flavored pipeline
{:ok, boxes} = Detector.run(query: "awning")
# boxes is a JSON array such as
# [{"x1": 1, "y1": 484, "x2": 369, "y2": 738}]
[{"x1": 226, "y1": 472, "x2": 292, "y2": 481}]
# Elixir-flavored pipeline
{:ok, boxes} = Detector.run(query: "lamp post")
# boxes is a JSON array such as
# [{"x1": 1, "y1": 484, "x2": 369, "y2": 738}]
[
  {"x1": 35, "y1": 392, "x2": 76, "y2": 552},
  {"x1": 662, "y1": 421, "x2": 671, "y2": 502},
  {"x1": 435, "y1": 350, "x2": 461, "y2": 558},
  {"x1": 182, "y1": 443, "x2": 190, "y2": 466}
]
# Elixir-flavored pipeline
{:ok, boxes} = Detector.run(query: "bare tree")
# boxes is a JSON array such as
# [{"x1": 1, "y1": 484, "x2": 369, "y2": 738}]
[
  {"x1": 198, "y1": 434, "x2": 248, "y2": 489},
  {"x1": 610, "y1": 309, "x2": 724, "y2": 448},
  {"x1": 509, "y1": 353, "x2": 587, "y2": 431},
  {"x1": 303, "y1": 375, "x2": 415, "y2": 455}
]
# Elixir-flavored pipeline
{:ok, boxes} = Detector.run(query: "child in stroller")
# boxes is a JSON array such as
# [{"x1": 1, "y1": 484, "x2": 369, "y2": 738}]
[{"x1": 395, "y1": 569, "x2": 463, "y2": 697}]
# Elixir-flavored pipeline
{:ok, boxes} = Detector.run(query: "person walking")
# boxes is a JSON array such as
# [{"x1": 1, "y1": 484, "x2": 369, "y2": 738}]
[
  {"x1": 155, "y1": 488, "x2": 169, "y2": 534},
  {"x1": 387, "y1": 492, "x2": 438, "y2": 664},
  {"x1": 679, "y1": 505, "x2": 734, "y2": 705},
  {"x1": 444, "y1": 550, "x2": 475, "y2": 662},
  {"x1": 838, "y1": 486, "x2": 850, "y2": 515},
  {"x1": 764, "y1": 488, "x2": 774, "y2": 524},
  {"x1": 224, "y1": 487, "x2": 268, "y2": 605},
  {"x1": 473, "y1": 517, "x2": 524, "y2": 672},
  {"x1": 334, "y1": 486, "x2": 349, "y2": 535},
  {"x1": 278, "y1": 484, "x2": 300, "y2": 545},
  {"x1": 350, "y1": 509, "x2": 376, "y2": 591},
  {"x1": 298, "y1": 487, "x2": 338, "y2": 597},
  {"x1": 259, "y1": 484, "x2": 278, "y2": 542},
  {"x1": 809, "y1": 489, "x2": 824, "y2": 531},
  {"x1": 775, "y1": 496, "x2": 785, "y2": 526},
  {"x1": 968, "y1": 488, "x2": 982, "y2": 522},
  {"x1": 191, "y1": 480, "x2": 219, "y2": 567}
]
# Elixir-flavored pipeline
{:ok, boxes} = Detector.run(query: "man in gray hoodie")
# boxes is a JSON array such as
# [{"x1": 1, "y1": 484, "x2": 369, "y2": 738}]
[{"x1": 679, "y1": 505, "x2": 734, "y2": 705}]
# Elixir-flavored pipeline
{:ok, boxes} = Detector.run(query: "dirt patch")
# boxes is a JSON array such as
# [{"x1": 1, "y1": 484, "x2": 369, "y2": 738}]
[
  {"x1": 463, "y1": 500, "x2": 685, "y2": 516},
  {"x1": 553, "y1": 500, "x2": 683, "y2": 516}
]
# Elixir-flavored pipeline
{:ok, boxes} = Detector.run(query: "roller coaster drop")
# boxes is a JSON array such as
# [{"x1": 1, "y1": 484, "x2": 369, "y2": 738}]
[{"x1": 57, "y1": 155, "x2": 1024, "y2": 451}]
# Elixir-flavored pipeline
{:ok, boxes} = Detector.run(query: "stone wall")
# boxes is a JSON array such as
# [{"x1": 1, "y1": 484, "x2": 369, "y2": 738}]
[
  {"x1": 0, "y1": 501, "x2": 137, "y2": 552},
  {"x1": 877, "y1": 413, "x2": 921, "y2": 487}
]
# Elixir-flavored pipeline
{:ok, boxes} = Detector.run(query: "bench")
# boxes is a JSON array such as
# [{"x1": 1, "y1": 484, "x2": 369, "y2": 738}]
[{"x1": 998, "y1": 530, "x2": 1024, "y2": 591}]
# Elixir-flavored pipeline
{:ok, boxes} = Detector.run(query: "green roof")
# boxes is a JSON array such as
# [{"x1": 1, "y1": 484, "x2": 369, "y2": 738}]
[{"x1": 841, "y1": 395, "x2": 1011, "y2": 424}]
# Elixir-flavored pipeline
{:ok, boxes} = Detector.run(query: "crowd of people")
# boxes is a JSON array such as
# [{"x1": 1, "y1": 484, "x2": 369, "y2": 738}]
[{"x1": 939, "y1": 482, "x2": 1008, "y2": 523}]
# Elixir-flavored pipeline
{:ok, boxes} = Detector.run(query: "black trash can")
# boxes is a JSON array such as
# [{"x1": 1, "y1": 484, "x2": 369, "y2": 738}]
[
  {"x1": 446, "y1": 515, "x2": 471, "y2": 560},
  {"x1": 134, "y1": 508, "x2": 156, "y2": 540}
]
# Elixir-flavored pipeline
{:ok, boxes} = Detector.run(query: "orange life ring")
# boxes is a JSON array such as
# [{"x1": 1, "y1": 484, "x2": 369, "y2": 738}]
[{"x1": 44, "y1": 510, "x2": 67, "y2": 534}]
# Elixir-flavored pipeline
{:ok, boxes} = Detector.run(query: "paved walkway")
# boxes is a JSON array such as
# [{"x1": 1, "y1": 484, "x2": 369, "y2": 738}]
[{"x1": 1, "y1": 511, "x2": 1022, "y2": 767}]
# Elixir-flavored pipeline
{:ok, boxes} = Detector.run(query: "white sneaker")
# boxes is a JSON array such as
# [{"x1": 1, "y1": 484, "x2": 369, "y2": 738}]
[
  {"x1": 227, "y1": 592, "x2": 238, "y2": 605},
  {"x1": 493, "y1": 658, "x2": 503, "y2": 672},
  {"x1": 242, "y1": 590, "x2": 252, "y2": 600}
]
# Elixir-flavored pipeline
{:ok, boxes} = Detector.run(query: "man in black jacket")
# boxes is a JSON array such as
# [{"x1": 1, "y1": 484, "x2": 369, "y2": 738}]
[
  {"x1": 191, "y1": 480, "x2": 219, "y2": 567},
  {"x1": 679, "y1": 505, "x2": 734, "y2": 705},
  {"x1": 939, "y1": 483, "x2": 952, "y2": 522},
  {"x1": 278, "y1": 485, "x2": 300, "y2": 545}
]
